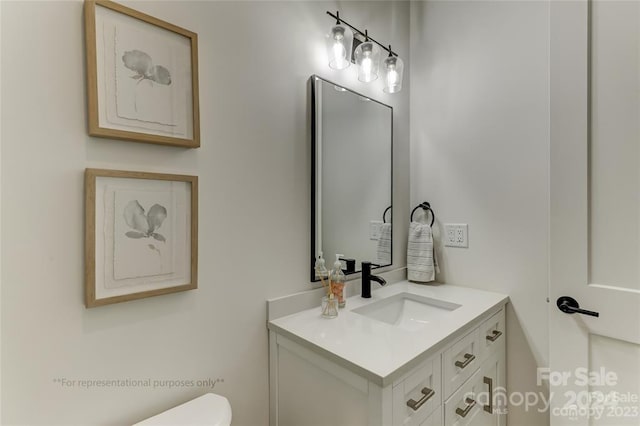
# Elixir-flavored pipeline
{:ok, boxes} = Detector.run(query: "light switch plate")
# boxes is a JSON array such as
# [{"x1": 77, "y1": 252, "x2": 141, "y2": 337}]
[
  {"x1": 444, "y1": 223, "x2": 468, "y2": 248},
  {"x1": 369, "y1": 220, "x2": 383, "y2": 240}
]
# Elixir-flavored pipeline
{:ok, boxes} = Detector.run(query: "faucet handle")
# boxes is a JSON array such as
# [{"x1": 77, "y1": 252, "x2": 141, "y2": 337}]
[
  {"x1": 361, "y1": 261, "x2": 379, "y2": 273},
  {"x1": 340, "y1": 257, "x2": 356, "y2": 273},
  {"x1": 360, "y1": 261, "x2": 386, "y2": 299}
]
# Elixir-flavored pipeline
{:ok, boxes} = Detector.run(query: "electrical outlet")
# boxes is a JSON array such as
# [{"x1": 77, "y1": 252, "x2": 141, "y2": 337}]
[
  {"x1": 445, "y1": 223, "x2": 468, "y2": 248},
  {"x1": 446, "y1": 226, "x2": 456, "y2": 244},
  {"x1": 369, "y1": 220, "x2": 383, "y2": 240}
]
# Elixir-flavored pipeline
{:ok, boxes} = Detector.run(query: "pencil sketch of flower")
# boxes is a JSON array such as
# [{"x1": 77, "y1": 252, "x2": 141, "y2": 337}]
[
  {"x1": 122, "y1": 50, "x2": 172, "y2": 111},
  {"x1": 148, "y1": 243, "x2": 162, "y2": 262},
  {"x1": 122, "y1": 50, "x2": 172, "y2": 85},
  {"x1": 123, "y1": 200, "x2": 167, "y2": 244}
]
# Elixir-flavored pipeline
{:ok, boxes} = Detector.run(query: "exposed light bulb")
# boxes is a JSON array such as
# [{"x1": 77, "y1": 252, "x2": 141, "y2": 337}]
[
  {"x1": 333, "y1": 42, "x2": 347, "y2": 69},
  {"x1": 327, "y1": 24, "x2": 352, "y2": 70},
  {"x1": 386, "y1": 66, "x2": 398, "y2": 87},
  {"x1": 361, "y1": 56, "x2": 372, "y2": 78},
  {"x1": 383, "y1": 55, "x2": 403, "y2": 93},
  {"x1": 355, "y1": 42, "x2": 379, "y2": 83}
]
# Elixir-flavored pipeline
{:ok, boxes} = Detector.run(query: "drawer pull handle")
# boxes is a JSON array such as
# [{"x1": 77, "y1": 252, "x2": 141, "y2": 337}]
[
  {"x1": 484, "y1": 376, "x2": 494, "y2": 413},
  {"x1": 456, "y1": 397, "x2": 477, "y2": 418},
  {"x1": 406, "y1": 387, "x2": 435, "y2": 411},
  {"x1": 455, "y1": 353, "x2": 475, "y2": 369},
  {"x1": 486, "y1": 330, "x2": 502, "y2": 342}
]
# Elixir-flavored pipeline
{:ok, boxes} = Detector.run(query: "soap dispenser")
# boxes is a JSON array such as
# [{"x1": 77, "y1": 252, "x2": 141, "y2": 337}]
[{"x1": 331, "y1": 254, "x2": 346, "y2": 308}]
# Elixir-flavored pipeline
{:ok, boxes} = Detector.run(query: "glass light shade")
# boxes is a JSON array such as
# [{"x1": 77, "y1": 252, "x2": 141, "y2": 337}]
[
  {"x1": 327, "y1": 24, "x2": 353, "y2": 70},
  {"x1": 354, "y1": 41, "x2": 380, "y2": 83},
  {"x1": 382, "y1": 55, "x2": 404, "y2": 93}
]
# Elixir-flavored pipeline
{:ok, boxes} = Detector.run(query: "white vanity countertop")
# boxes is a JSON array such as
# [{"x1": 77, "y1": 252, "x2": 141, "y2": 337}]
[{"x1": 268, "y1": 281, "x2": 508, "y2": 386}]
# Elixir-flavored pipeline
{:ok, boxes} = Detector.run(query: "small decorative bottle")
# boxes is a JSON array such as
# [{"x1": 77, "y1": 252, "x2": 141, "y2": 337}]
[
  {"x1": 331, "y1": 254, "x2": 346, "y2": 308},
  {"x1": 314, "y1": 252, "x2": 329, "y2": 282},
  {"x1": 316, "y1": 253, "x2": 338, "y2": 318},
  {"x1": 321, "y1": 294, "x2": 339, "y2": 318}
]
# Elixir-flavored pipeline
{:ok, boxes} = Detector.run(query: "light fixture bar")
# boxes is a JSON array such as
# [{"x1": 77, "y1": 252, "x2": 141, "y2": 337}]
[{"x1": 326, "y1": 11, "x2": 399, "y2": 58}]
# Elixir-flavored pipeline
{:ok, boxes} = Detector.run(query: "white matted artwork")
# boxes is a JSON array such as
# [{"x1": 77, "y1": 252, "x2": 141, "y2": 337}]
[
  {"x1": 111, "y1": 189, "x2": 175, "y2": 282},
  {"x1": 85, "y1": 0, "x2": 200, "y2": 147},
  {"x1": 113, "y1": 24, "x2": 182, "y2": 128},
  {"x1": 85, "y1": 169, "x2": 198, "y2": 307}
]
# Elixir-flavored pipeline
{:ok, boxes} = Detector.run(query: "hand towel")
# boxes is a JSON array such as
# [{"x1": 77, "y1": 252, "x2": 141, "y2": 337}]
[
  {"x1": 376, "y1": 223, "x2": 392, "y2": 265},
  {"x1": 407, "y1": 222, "x2": 438, "y2": 282}
]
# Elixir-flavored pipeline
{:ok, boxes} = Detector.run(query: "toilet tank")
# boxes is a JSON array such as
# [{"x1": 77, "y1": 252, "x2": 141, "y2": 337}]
[{"x1": 133, "y1": 393, "x2": 232, "y2": 426}]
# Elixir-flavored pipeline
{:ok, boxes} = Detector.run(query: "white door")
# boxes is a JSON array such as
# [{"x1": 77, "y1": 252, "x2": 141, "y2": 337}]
[{"x1": 550, "y1": 1, "x2": 640, "y2": 425}]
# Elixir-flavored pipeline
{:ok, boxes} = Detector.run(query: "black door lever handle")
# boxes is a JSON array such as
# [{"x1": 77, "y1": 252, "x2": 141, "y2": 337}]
[{"x1": 556, "y1": 296, "x2": 599, "y2": 317}]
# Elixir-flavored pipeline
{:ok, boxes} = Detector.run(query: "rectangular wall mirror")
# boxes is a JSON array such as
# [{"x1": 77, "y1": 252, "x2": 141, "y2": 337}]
[{"x1": 311, "y1": 75, "x2": 393, "y2": 281}]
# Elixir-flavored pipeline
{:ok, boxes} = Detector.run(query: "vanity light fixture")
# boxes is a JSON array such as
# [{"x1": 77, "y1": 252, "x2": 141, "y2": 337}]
[
  {"x1": 326, "y1": 12, "x2": 353, "y2": 70},
  {"x1": 325, "y1": 11, "x2": 404, "y2": 93},
  {"x1": 382, "y1": 48, "x2": 404, "y2": 93},
  {"x1": 354, "y1": 31, "x2": 380, "y2": 83}
]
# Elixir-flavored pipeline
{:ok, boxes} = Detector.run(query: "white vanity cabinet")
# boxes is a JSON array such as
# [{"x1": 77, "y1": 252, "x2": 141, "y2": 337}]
[
  {"x1": 268, "y1": 285, "x2": 507, "y2": 426},
  {"x1": 442, "y1": 310, "x2": 506, "y2": 426},
  {"x1": 392, "y1": 354, "x2": 441, "y2": 426},
  {"x1": 443, "y1": 348, "x2": 506, "y2": 426}
]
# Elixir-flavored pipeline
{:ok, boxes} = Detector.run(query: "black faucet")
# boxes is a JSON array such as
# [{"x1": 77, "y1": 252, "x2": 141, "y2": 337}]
[{"x1": 361, "y1": 261, "x2": 387, "y2": 298}]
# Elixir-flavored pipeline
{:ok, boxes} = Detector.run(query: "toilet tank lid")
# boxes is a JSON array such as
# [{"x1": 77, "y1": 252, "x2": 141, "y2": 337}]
[{"x1": 133, "y1": 393, "x2": 232, "y2": 426}]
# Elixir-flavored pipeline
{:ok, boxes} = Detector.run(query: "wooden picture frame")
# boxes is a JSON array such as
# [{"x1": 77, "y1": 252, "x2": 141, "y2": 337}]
[
  {"x1": 84, "y1": 0, "x2": 200, "y2": 148},
  {"x1": 85, "y1": 168, "x2": 198, "y2": 307}
]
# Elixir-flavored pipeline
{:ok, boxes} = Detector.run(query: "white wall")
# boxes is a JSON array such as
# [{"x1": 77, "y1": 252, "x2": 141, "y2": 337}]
[
  {"x1": 410, "y1": 2, "x2": 550, "y2": 425},
  {"x1": 0, "y1": 1, "x2": 410, "y2": 424}
]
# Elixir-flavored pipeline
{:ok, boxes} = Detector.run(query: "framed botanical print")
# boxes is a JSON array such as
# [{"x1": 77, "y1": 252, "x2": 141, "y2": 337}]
[
  {"x1": 84, "y1": 0, "x2": 200, "y2": 147},
  {"x1": 85, "y1": 168, "x2": 198, "y2": 307}
]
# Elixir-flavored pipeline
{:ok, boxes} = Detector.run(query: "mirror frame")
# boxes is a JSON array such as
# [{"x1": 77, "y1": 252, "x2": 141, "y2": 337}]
[{"x1": 310, "y1": 75, "x2": 393, "y2": 282}]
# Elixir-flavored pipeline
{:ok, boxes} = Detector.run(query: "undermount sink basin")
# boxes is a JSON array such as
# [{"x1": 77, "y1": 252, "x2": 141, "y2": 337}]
[{"x1": 352, "y1": 292, "x2": 461, "y2": 331}]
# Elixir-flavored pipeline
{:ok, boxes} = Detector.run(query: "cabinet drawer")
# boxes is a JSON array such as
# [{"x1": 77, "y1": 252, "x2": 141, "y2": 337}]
[
  {"x1": 478, "y1": 309, "x2": 505, "y2": 362},
  {"x1": 443, "y1": 328, "x2": 481, "y2": 398},
  {"x1": 444, "y1": 369, "x2": 488, "y2": 426},
  {"x1": 419, "y1": 406, "x2": 442, "y2": 426},
  {"x1": 393, "y1": 355, "x2": 441, "y2": 426}
]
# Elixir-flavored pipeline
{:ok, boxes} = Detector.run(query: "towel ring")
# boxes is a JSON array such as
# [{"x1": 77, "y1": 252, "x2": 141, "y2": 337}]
[
  {"x1": 383, "y1": 205, "x2": 392, "y2": 223},
  {"x1": 411, "y1": 202, "x2": 435, "y2": 227}
]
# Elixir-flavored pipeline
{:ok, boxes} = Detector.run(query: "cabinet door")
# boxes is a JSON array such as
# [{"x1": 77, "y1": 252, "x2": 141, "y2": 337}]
[
  {"x1": 478, "y1": 309, "x2": 505, "y2": 363},
  {"x1": 419, "y1": 406, "x2": 442, "y2": 426},
  {"x1": 476, "y1": 349, "x2": 507, "y2": 426},
  {"x1": 443, "y1": 327, "x2": 481, "y2": 398},
  {"x1": 444, "y1": 347, "x2": 506, "y2": 426},
  {"x1": 392, "y1": 355, "x2": 441, "y2": 426},
  {"x1": 444, "y1": 369, "x2": 490, "y2": 426}
]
